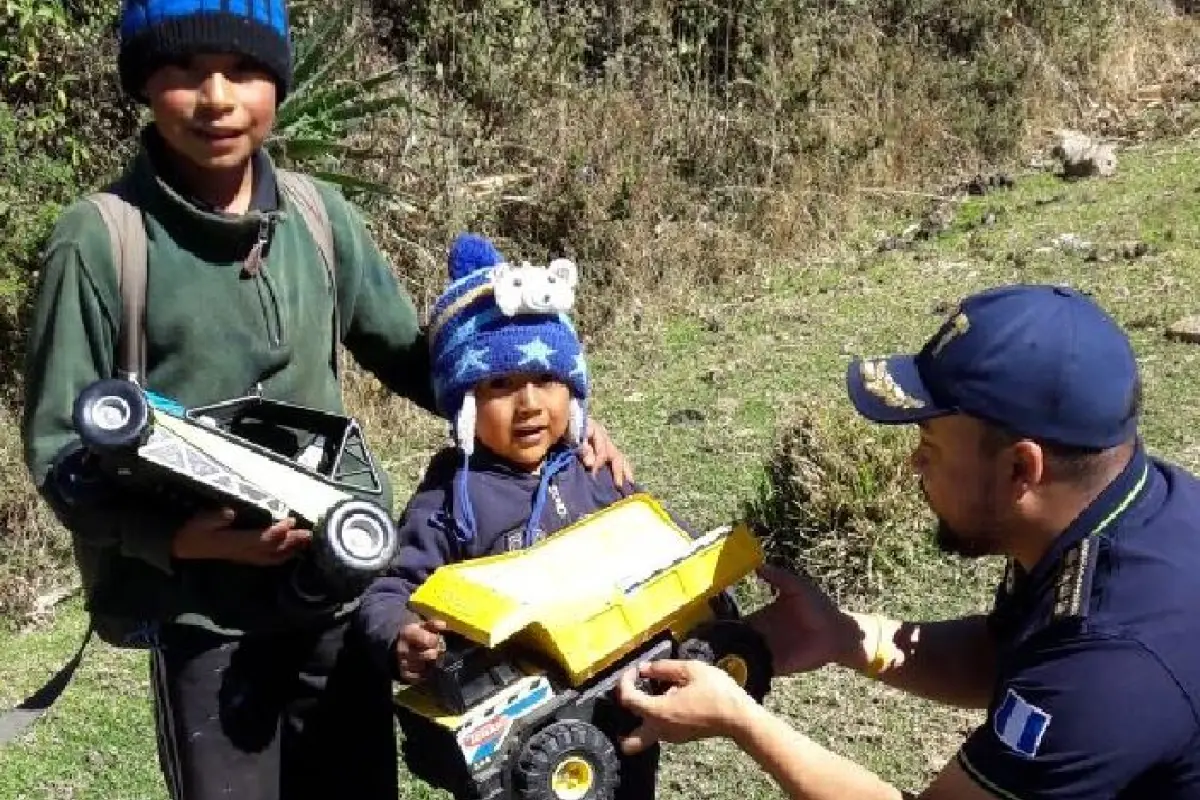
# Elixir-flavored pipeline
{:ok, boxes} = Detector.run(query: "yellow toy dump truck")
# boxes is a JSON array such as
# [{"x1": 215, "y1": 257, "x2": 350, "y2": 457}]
[{"x1": 392, "y1": 493, "x2": 773, "y2": 800}]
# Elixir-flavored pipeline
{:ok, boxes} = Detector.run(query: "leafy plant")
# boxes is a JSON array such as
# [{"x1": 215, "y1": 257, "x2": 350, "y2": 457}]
[{"x1": 271, "y1": 0, "x2": 424, "y2": 198}]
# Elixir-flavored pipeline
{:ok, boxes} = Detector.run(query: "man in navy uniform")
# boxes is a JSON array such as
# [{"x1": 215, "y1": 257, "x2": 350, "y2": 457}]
[{"x1": 615, "y1": 284, "x2": 1200, "y2": 800}]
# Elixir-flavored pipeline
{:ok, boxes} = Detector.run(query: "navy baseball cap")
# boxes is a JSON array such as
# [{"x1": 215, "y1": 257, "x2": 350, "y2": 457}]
[{"x1": 845, "y1": 284, "x2": 1140, "y2": 449}]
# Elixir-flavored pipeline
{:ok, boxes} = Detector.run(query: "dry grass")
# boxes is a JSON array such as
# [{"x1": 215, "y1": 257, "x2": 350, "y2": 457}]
[
  {"x1": 353, "y1": 1, "x2": 1200, "y2": 339},
  {"x1": 740, "y1": 403, "x2": 934, "y2": 606},
  {"x1": 0, "y1": 407, "x2": 75, "y2": 629}
]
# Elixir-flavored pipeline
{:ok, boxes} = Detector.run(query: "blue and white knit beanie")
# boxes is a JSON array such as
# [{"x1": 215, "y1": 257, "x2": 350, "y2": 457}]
[
  {"x1": 118, "y1": 0, "x2": 293, "y2": 102},
  {"x1": 429, "y1": 232, "x2": 590, "y2": 545}
]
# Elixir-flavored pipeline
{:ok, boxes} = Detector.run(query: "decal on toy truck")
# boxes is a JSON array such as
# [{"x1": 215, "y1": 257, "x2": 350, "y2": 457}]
[{"x1": 457, "y1": 676, "x2": 556, "y2": 767}]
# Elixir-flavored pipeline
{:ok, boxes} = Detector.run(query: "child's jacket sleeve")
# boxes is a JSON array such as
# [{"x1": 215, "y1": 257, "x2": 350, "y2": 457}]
[
  {"x1": 20, "y1": 203, "x2": 187, "y2": 574},
  {"x1": 319, "y1": 186, "x2": 439, "y2": 415},
  {"x1": 357, "y1": 472, "x2": 460, "y2": 680}
]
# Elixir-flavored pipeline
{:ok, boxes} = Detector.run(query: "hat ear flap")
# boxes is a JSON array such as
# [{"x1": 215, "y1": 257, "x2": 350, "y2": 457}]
[
  {"x1": 568, "y1": 397, "x2": 587, "y2": 447},
  {"x1": 455, "y1": 392, "x2": 477, "y2": 455}
]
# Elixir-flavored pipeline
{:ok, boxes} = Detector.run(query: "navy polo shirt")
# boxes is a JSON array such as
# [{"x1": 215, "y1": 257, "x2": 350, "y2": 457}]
[{"x1": 958, "y1": 443, "x2": 1200, "y2": 799}]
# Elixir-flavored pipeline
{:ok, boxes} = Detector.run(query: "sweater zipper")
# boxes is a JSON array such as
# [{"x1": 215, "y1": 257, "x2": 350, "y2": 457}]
[
  {"x1": 548, "y1": 483, "x2": 568, "y2": 521},
  {"x1": 242, "y1": 216, "x2": 283, "y2": 348}
]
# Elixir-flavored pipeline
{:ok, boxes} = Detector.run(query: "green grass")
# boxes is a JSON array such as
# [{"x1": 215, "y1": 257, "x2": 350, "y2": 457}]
[{"x1": 3, "y1": 136, "x2": 1200, "y2": 798}]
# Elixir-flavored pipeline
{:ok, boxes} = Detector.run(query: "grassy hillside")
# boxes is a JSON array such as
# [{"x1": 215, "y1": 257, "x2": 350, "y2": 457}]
[
  {"x1": 3, "y1": 1, "x2": 1199, "y2": 797},
  {"x1": 2, "y1": 131, "x2": 1198, "y2": 799}
]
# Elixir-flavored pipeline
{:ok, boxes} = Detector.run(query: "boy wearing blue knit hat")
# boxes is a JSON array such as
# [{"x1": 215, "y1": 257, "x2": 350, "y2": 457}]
[
  {"x1": 358, "y1": 233, "x2": 704, "y2": 799},
  {"x1": 20, "y1": 3, "x2": 419, "y2": 798},
  {"x1": 19, "y1": 3, "x2": 632, "y2": 799}
]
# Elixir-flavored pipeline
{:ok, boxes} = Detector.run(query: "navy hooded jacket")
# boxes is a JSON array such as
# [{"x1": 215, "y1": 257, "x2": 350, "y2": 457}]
[{"x1": 357, "y1": 444, "x2": 707, "y2": 679}]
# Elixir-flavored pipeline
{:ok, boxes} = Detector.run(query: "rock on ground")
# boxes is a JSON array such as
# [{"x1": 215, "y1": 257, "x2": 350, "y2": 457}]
[
  {"x1": 1050, "y1": 129, "x2": 1118, "y2": 178},
  {"x1": 1166, "y1": 316, "x2": 1200, "y2": 344}
]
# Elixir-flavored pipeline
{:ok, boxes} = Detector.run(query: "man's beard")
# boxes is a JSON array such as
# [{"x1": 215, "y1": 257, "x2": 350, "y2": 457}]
[
  {"x1": 933, "y1": 517, "x2": 996, "y2": 558},
  {"x1": 921, "y1": 483, "x2": 1000, "y2": 558}
]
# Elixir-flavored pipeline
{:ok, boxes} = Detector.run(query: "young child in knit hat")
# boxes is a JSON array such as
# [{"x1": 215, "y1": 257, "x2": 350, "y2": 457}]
[
  {"x1": 358, "y1": 233, "x2": 736, "y2": 800},
  {"x1": 19, "y1": 3, "x2": 633, "y2": 799}
]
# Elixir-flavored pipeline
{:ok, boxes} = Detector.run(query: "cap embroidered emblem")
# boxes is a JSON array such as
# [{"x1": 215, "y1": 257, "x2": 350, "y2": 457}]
[
  {"x1": 931, "y1": 311, "x2": 970, "y2": 357},
  {"x1": 860, "y1": 359, "x2": 926, "y2": 409}
]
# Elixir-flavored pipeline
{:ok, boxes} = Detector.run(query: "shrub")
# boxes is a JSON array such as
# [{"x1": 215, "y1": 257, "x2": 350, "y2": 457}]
[
  {"x1": 365, "y1": 0, "x2": 1197, "y2": 335},
  {"x1": 740, "y1": 402, "x2": 999, "y2": 612}
]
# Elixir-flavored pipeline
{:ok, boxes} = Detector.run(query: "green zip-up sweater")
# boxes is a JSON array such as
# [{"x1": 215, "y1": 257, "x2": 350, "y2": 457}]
[{"x1": 20, "y1": 127, "x2": 436, "y2": 636}]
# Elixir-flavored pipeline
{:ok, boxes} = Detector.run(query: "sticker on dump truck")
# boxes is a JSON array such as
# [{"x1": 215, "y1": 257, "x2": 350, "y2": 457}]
[{"x1": 456, "y1": 676, "x2": 554, "y2": 766}]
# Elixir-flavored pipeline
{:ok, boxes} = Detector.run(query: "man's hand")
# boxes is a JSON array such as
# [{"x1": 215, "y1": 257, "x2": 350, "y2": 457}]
[
  {"x1": 615, "y1": 659, "x2": 758, "y2": 755},
  {"x1": 395, "y1": 617, "x2": 447, "y2": 684},
  {"x1": 171, "y1": 507, "x2": 312, "y2": 565},
  {"x1": 747, "y1": 564, "x2": 864, "y2": 676},
  {"x1": 579, "y1": 417, "x2": 634, "y2": 487}
]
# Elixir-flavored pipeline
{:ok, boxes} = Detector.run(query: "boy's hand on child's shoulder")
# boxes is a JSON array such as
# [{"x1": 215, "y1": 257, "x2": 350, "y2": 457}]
[
  {"x1": 171, "y1": 507, "x2": 313, "y2": 566},
  {"x1": 395, "y1": 617, "x2": 447, "y2": 684},
  {"x1": 579, "y1": 417, "x2": 634, "y2": 488}
]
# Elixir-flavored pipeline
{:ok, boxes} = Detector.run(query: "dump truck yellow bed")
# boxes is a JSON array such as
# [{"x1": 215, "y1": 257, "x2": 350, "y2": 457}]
[{"x1": 408, "y1": 493, "x2": 763, "y2": 686}]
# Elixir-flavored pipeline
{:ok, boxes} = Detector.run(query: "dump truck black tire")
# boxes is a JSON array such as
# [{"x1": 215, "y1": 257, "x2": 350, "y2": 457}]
[
  {"x1": 678, "y1": 619, "x2": 774, "y2": 703},
  {"x1": 512, "y1": 719, "x2": 619, "y2": 800}
]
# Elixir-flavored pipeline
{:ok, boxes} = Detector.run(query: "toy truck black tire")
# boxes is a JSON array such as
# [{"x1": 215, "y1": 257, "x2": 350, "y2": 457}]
[
  {"x1": 512, "y1": 719, "x2": 620, "y2": 800},
  {"x1": 678, "y1": 619, "x2": 774, "y2": 703},
  {"x1": 312, "y1": 498, "x2": 400, "y2": 596},
  {"x1": 73, "y1": 379, "x2": 151, "y2": 455}
]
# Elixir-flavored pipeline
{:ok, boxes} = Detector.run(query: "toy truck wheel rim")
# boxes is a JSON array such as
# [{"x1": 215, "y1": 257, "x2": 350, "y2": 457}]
[
  {"x1": 93, "y1": 396, "x2": 132, "y2": 431},
  {"x1": 678, "y1": 620, "x2": 774, "y2": 703},
  {"x1": 339, "y1": 511, "x2": 388, "y2": 562},
  {"x1": 72, "y1": 379, "x2": 151, "y2": 454},
  {"x1": 551, "y1": 756, "x2": 594, "y2": 800},
  {"x1": 322, "y1": 499, "x2": 398, "y2": 571},
  {"x1": 715, "y1": 653, "x2": 749, "y2": 687}
]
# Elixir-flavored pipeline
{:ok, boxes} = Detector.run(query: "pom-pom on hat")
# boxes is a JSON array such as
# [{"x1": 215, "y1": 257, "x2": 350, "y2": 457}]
[{"x1": 118, "y1": 0, "x2": 294, "y2": 102}]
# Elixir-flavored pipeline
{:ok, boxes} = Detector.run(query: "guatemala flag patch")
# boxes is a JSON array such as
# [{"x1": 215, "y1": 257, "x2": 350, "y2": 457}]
[{"x1": 993, "y1": 688, "x2": 1052, "y2": 758}]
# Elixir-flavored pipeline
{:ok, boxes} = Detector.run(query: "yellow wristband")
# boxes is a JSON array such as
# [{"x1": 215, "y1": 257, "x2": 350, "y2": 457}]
[{"x1": 866, "y1": 615, "x2": 889, "y2": 677}]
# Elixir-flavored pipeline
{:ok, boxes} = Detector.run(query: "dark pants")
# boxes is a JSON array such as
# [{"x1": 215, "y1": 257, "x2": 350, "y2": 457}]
[{"x1": 148, "y1": 618, "x2": 397, "y2": 800}]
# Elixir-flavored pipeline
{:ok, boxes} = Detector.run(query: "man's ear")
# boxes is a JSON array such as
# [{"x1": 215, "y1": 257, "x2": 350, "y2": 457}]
[{"x1": 1009, "y1": 440, "x2": 1045, "y2": 495}]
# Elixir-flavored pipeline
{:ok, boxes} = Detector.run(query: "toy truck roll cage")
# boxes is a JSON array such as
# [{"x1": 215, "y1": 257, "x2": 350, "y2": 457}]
[
  {"x1": 392, "y1": 494, "x2": 775, "y2": 800},
  {"x1": 71, "y1": 378, "x2": 400, "y2": 605}
]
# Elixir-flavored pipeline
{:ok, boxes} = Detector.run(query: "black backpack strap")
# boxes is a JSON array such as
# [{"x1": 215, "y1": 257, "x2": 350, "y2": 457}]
[{"x1": 0, "y1": 623, "x2": 94, "y2": 746}]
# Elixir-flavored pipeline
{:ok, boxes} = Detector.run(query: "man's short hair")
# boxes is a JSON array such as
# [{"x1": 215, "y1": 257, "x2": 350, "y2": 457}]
[{"x1": 978, "y1": 377, "x2": 1141, "y2": 486}]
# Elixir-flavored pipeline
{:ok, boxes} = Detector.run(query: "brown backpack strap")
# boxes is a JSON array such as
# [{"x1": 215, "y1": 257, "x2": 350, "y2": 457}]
[
  {"x1": 1, "y1": 185, "x2": 147, "y2": 743},
  {"x1": 277, "y1": 169, "x2": 343, "y2": 386},
  {"x1": 85, "y1": 185, "x2": 147, "y2": 385}
]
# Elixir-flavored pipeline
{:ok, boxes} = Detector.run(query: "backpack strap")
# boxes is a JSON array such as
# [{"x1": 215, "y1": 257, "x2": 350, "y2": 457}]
[
  {"x1": 85, "y1": 184, "x2": 148, "y2": 385},
  {"x1": 0, "y1": 186, "x2": 141, "y2": 745},
  {"x1": 0, "y1": 624, "x2": 93, "y2": 746},
  {"x1": 277, "y1": 169, "x2": 344, "y2": 386}
]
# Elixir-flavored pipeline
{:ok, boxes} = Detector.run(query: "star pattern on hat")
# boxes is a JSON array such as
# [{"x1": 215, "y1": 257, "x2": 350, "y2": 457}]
[
  {"x1": 517, "y1": 337, "x2": 556, "y2": 370},
  {"x1": 570, "y1": 354, "x2": 588, "y2": 379},
  {"x1": 455, "y1": 346, "x2": 490, "y2": 380}
]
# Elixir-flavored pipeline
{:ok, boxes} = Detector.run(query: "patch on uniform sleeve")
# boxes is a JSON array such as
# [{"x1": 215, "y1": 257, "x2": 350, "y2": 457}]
[{"x1": 993, "y1": 688, "x2": 1051, "y2": 758}]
